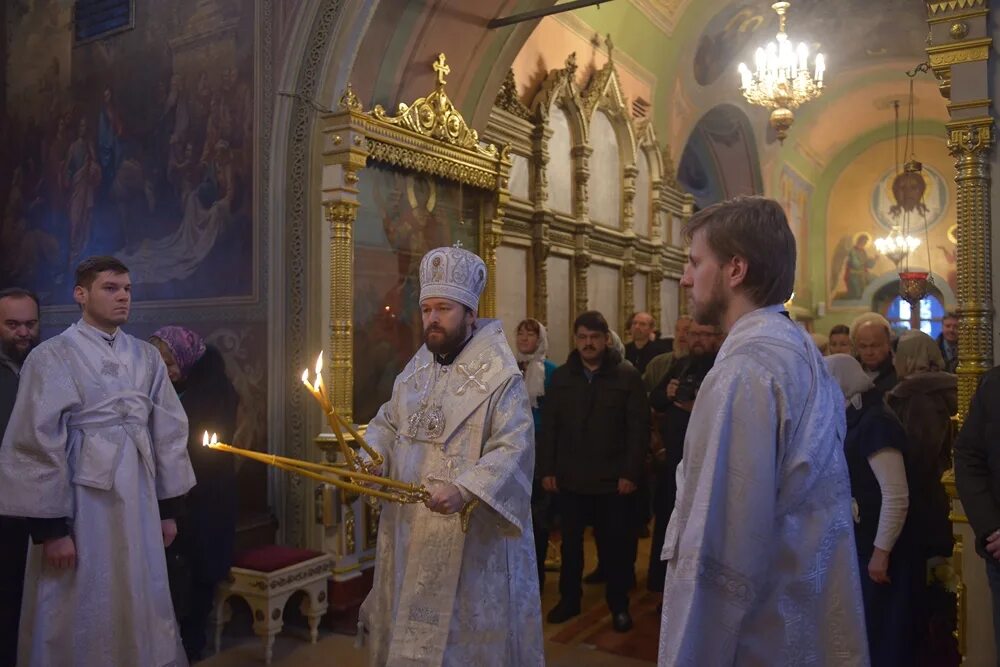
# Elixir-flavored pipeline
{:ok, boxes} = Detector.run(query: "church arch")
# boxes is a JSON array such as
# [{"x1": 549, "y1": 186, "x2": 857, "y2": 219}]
[{"x1": 677, "y1": 103, "x2": 762, "y2": 209}]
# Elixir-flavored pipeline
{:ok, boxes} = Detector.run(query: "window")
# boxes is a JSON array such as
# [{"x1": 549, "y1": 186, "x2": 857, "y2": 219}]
[
  {"x1": 885, "y1": 294, "x2": 945, "y2": 339},
  {"x1": 74, "y1": 0, "x2": 134, "y2": 45}
]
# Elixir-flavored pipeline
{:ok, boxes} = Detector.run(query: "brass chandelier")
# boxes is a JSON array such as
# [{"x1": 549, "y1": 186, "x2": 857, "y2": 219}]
[{"x1": 737, "y1": 1, "x2": 825, "y2": 143}]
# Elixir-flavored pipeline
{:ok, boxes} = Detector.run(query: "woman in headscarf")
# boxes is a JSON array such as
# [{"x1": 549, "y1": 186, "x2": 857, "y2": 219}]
[
  {"x1": 150, "y1": 326, "x2": 240, "y2": 663},
  {"x1": 826, "y1": 354, "x2": 916, "y2": 665},
  {"x1": 886, "y1": 330, "x2": 957, "y2": 561},
  {"x1": 514, "y1": 318, "x2": 558, "y2": 592}
]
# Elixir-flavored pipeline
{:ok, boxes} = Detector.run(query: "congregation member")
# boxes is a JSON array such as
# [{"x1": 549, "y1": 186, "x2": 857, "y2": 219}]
[
  {"x1": 937, "y1": 311, "x2": 958, "y2": 373},
  {"x1": 659, "y1": 197, "x2": 867, "y2": 665},
  {"x1": 358, "y1": 246, "x2": 543, "y2": 666},
  {"x1": 151, "y1": 325, "x2": 240, "y2": 663},
  {"x1": 539, "y1": 310, "x2": 649, "y2": 633},
  {"x1": 827, "y1": 354, "x2": 918, "y2": 665},
  {"x1": 0, "y1": 257, "x2": 195, "y2": 667},
  {"x1": 514, "y1": 317, "x2": 558, "y2": 591},
  {"x1": 0, "y1": 288, "x2": 41, "y2": 667},
  {"x1": 646, "y1": 322, "x2": 720, "y2": 594},
  {"x1": 955, "y1": 360, "x2": 1000, "y2": 659},
  {"x1": 885, "y1": 331, "x2": 956, "y2": 563},
  {"x1": 851, "y1": 312, "x2": 896, "y2": 397},
  {"x1": 624, "y1": 311, "x2": 671, "y2": 374},
  {"x1": 829, "y1": 323, "x2": 853, "y2": 355},
  {"x1": 643, "y1": 315, "x2": 692, "y2": 392}
]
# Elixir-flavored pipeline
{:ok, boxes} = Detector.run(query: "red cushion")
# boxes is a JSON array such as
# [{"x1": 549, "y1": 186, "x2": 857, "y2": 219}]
[{"x1": 233, "y1": 545, "x2": 324, "y2": 573}]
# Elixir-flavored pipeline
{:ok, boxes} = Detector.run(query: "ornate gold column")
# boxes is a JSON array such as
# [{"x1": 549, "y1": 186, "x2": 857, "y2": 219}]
[
  {"x1": 622, "y1": 257, "x2": 637, "y2": 327},
  {"x1": 574, "y1": 249, "x2": 591, "y2": 314},
  {"x1": 622, "y1": 163, "x2": 638, "y2": 233},
  {"x1": 649, "y1": 266, "x2": 663, "y2": 328},
  {"x1": 531, "y1": 122, "x2": 553, "y2": 323},
  {"x1": 324, "y1": 197, "x2": 359, "y2": 421},
  {"x1": 948, "y1": 118, "x2": 994, "y2": 416}
]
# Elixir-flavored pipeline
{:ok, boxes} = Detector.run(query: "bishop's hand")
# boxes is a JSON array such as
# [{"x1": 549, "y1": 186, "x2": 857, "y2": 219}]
[{"x1": 425, "y1": 483, "x2": 465, "y2": 515}]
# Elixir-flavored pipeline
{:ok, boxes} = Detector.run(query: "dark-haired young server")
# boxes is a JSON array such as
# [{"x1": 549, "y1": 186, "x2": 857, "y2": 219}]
[
  {"x1": 0, "y1": 257, "x2": 195, "y2": 667},
  {"x1": 0, "y1": 287, "x2": 41, "y2": 667}
]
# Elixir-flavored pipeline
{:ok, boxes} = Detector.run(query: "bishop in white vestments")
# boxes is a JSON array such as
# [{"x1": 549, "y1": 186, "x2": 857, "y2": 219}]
[
  {"x1": 0, "y1": 258, "x2": 195, "y2": 667},
  {"x1": 659, "y1": 198, "x2": 868, "y2": 666},
  {"x1": 359, "y1": 246, "x2": 544, "y2": 666}
]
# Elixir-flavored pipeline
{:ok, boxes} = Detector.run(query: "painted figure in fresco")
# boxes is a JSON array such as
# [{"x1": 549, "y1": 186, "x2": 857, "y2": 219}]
[
  {"x1": 64, "y1": 118, "x2": 103, "y2": 273},
  {"x1": 98, "y1": 87, "x2": 125, "y2": 195},
  {"x1": 844, "y1": 233, "x2": 877, "y2": 300}
]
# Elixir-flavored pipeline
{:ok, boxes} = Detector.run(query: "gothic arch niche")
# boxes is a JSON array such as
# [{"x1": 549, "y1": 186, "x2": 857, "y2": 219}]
[
  {"x1": 678, "y1": 103, "x2": 763, "y2": 209},
  {"x1": 582, "y1": 51, "x2": 637, "y2": 232},
  {"x1": 531, "y1": 54, "x2": 588, "y2": 218}
]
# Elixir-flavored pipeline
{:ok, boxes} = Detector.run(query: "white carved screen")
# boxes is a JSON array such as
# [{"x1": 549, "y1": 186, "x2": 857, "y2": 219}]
[
  {"x1": 588, "y1": 111, "x2": 621, "y2": 228},
  {"x1": 588, "y1": 262, "x2": 621, "y2": 333},
  {"x1": 546, "y1": 254, "x2": 572, "y2": 363},
  {"x1": 634, "y1": 151, "x2": 651, "y2": 237},
  {"x1": 634, "y1": 272, "x2": 647, "y2": 315},
  {"x1": 509, "y1": 153, "x2": 530, "y2": 201},
  {"x1": 547, "y1": 107, "x2": 573, "y2": 214},
  {"x1": 496, "y1": 245, "x2": 528, "y2": 349},
  {"x1": 660, "y1": 277, "x2": 680, "y2": 337}
]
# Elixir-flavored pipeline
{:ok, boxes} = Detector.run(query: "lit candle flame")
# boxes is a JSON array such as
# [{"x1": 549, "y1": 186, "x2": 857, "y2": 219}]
[
  {"x1": 202, "y1": 431, "x2": 209, "y2": 446},
  {"x1": 315, "y1": 351, "x2": 323, "y2": 376},
  {"x1": 212, "y1": 433, "x2": 218, "y2": 445},
  {"x1": 301, "y1": 368, "x2": 312, "y2": 390}
]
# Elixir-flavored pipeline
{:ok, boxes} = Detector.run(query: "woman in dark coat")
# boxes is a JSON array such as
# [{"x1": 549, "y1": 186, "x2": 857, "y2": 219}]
[
  {"x1": 151, "y1": 326, "x2": 239, "y2": 663},
  {"x1": 886, "y1": 331, "x2": 958, "y2": 560},
  {"x1": 827, "y1": 354, "x2": 918, "y2": 665}
]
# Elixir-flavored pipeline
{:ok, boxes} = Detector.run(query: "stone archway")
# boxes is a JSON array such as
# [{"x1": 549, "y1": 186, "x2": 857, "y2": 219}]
[{"x1": 677, "y1": 103, "x2": 763, "y2": 209}]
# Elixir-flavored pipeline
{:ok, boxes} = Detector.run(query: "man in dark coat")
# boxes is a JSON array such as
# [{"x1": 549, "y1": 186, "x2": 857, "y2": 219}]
[
  {"x1": 538, "y1": 310, "x2": 649, "y2": 633},
  {"x1": 624, "y1": 311, "x2": 671, "y2": 375},
  {"x1": 0, "y1": 287, "x2": 41, "y2": 667},
  {"x1": 955, "y1": 365, "x2": 1000, "y2": 658},
  {"x1": 936, "y1": 311, "x2": 958, "y2": 374}
]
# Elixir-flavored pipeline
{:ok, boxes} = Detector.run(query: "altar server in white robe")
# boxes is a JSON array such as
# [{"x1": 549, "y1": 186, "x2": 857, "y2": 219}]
[
  {"x1": 658, "y1": 197, "x2": 869, "y2": 666},
  {"x1": 0, "y1": 256, "x2": 195, "y2": 667},
  {"x1": 359, "y1": 246, "x2": 544, "y2": 667}
]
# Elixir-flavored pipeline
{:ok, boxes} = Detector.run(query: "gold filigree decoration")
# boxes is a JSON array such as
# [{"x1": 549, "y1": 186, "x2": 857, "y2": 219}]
[
  {"x1": 928, "y1": 41, "x2": 991, "y2": 68},
  {"x1": 344, "y1": 503, "x2": 356, "y2": 554},
  {"x1": 495, "y1": 69, "x2": 532, "y2": 121},
  {"x1": 531, "y1": 52, "x2": 581, "y2": 119},
  {"x1": 928, "y1": 0, "x2": 985, "y2": 14},
  {"x1": 365, "y1": 139, "x2": 498, "y2": 190},
  {"x1": 372, "y1": 53, "x2": 499, "y2": 159},
  {"x1": 339, "y1": 83, "x2": 362, "y2": 111}
]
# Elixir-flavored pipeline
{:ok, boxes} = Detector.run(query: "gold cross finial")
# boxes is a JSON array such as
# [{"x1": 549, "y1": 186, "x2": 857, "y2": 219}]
[{"x1": 433, "y1": 53, "x2": 450, "y2": 87}]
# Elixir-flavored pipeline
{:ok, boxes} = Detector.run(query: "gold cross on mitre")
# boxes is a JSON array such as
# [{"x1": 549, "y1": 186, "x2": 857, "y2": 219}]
[{"x1": 433, "y1": 53, "x2": 450, "y2": 87}]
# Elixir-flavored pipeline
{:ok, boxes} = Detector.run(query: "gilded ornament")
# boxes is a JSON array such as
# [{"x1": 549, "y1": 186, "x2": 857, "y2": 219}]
[
  {"x1": 949, "y1": 22, "x2": 969, "y2": 39},
  {"x1": 344, "y1": 504, "x2": 356, "y2": 554},
  {"x1": 339, "y1": 84, "x2": 363, "y2": 111},
  {"x1": 495, "y1": 69, "x2": 532, "y2": 121}
]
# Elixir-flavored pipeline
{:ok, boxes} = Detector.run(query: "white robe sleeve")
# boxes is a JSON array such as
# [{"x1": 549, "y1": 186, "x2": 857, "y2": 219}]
[
  {"x1": 454, "y1": 374, "x2": 534, "y2": 537},
  {"x1": 0, "y1": 346, "x2": 82, "y2": 518},
  {"x1": 145, "y1": 347, "x2": 195, "y2": 500},
  {"x1": 364, "y1": 382, "x2": 401, "y2": 471},
  {"x1": 660, "y1": 358, "x2": 780, "y2": 665},
  {"x1": 867, "y1": 448, "x2": 909, "y2": 552}
]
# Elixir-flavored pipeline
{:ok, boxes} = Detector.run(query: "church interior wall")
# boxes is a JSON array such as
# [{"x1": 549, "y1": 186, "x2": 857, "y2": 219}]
[
  {"x1": 0, "y1": 0, "x2": 272, "y2": 534},
  {"x1": 813, "y1": 133, "x2": 957, "y2": 334}
]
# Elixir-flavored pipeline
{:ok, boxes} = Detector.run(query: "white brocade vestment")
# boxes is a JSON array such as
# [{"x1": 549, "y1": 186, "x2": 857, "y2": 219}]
[
  {"x1": 0, "y1": 320, "x2": 196, "y2": 667},
  {"x1": 659, "y1": 306, "x2": 869, "y2": 666},
  {"x1": 360, "y1": 319, "x2": 544, "y2": 667}
]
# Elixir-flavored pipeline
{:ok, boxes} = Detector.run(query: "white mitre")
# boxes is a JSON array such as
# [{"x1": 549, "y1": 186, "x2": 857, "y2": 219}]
[{"x1": 418, "y1": 246, "x2": 487, "y2": 311}]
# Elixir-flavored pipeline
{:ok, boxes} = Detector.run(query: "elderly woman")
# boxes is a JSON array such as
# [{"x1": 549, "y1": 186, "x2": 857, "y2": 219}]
[
  {"x1": 886, "y1": 331, "x2": 957, "y2": 561},
  {"x1": 515, "y1": 318, "x2": 558, "y2": 592},
  {"x1": 827, "y1": 354, "x2": 916, "y2": 665},
  {"x1": 150, "y1": 326, "x2": 240, "y2": 663}
]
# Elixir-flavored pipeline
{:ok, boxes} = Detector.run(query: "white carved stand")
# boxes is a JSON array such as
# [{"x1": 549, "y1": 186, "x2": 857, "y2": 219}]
[{"x1": 213, "y1": 551, "x2": 333, "y2": 664}]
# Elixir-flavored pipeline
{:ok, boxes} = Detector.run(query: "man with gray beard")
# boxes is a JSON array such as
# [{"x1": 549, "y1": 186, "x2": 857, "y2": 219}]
[{"x1": 0, "y1": 287, "x2": 42, "y2": 667}]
